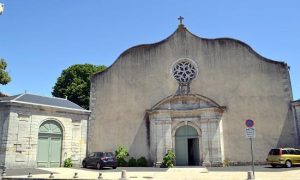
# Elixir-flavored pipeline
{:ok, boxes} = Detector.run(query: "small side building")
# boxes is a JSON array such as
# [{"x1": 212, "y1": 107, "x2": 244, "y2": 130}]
[{"x1": 0, "y1": 93, "x2": 90, "y2": 168}]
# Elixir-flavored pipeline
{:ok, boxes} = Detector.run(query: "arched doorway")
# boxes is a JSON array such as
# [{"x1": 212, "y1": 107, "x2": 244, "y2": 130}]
[
  {"x1": 175, "y1": 125, "x2": 200, "y2": 166},
  {"x1": 37, "y1": 120, "x2": 63, "y2": 167}
]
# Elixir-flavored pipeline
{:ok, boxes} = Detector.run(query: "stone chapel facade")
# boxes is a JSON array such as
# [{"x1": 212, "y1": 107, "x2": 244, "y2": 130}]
[{"x1": 89, "y1": 23, "x2": 298, "y2": 166}]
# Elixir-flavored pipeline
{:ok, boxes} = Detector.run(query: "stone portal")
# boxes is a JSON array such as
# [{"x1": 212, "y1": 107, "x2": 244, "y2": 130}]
[{"x1": 147, "y1": 94, "x2": 225, "y2": 166}]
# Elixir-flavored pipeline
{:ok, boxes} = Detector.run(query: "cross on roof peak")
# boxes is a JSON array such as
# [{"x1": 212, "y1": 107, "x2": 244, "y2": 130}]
[{"x1": 178, "y1": 16, "x2": 184, "y2": 25}]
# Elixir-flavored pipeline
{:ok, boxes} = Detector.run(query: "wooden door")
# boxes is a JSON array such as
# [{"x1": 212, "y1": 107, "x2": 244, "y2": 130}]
[{"x1": 37, "y1": 121, "x2": 62, "y2": 167}]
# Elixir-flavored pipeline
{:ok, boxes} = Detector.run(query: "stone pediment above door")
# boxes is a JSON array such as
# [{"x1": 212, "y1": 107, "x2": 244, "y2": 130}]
[{"x1": 149, "y1": 94, "x2": 226, "y2": 112}]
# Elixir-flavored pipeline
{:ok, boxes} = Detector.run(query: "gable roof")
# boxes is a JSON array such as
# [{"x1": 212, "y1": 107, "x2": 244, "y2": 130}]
[
  {"x1": 92, "y1": 24, "x2": 287, "y2": 78},
  {"x1": 0, "y1": 93, "x2": 89, "y2": 112}
]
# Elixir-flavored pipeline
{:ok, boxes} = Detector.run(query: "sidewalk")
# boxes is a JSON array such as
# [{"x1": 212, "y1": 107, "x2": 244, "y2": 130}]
[{"x1": 1, "y1": 166, "x2": 300, "y2": 180}]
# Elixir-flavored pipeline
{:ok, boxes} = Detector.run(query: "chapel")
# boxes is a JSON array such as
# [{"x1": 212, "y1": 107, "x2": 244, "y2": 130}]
[{"x1": 89, "y1": 19, "x2": 299, "y2": 166}]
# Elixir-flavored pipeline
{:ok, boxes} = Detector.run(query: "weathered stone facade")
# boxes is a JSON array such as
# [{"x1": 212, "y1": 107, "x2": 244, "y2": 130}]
[
  {"x1": 292, "y1": 100, "x2": 300, "y2": 146},
  {"x1": 89, "y1": 24, "x2": 298, "y2": 166},
  {"x1": 0, "y1": 94, "x2": 90, "y2": 168}
]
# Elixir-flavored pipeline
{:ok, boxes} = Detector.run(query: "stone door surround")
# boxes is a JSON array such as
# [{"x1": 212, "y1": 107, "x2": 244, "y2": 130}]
[{"x1": 147, "y1": 94, "x2": 226, "y2": 166}]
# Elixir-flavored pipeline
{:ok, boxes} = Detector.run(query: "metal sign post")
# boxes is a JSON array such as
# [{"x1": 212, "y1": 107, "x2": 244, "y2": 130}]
[
  {"x1": 245, "y1": 119, "x2": 255, "y2": 179},
  {"x1": 250, "y1": 137, "x2": 255, "y2": 178}
]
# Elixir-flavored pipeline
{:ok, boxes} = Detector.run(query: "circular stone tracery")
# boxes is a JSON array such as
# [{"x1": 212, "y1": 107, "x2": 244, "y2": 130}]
[{"x1": 172, "y1": 59, "x2": 198, "y2": 84}]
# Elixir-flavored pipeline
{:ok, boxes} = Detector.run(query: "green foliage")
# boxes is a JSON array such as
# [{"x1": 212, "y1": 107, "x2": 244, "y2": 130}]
[
  {"x1": 128, "y1": 157, "x2": 137, "y2": 167},
  {"x1": 63, "y1": 157, "x2": 73, "y2": 167},
  {"x1": 0, "y1": 58, "x2": 11, "y2": 85},
  {"x1": 52, "y1": 64, "x2": 106, "y2": 109},
  {"x1": 223, "y1": 158, "x2": 230, "y2": 167},
  {"x1": 136, "y1": 156, "x2": 148, "y2": 167},
  {"x1": 162, "y1": 150, "x2": 176, "y2": 168},
  {"x1": 115, "y1": 146, "x2": 129, "y2": 167}
]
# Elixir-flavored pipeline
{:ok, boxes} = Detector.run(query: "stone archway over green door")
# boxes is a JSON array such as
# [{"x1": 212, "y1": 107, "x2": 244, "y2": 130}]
[
  {"x1": 37, "y1": 120, "x2": 63, "y2": 167},
  {"x1": 175, "y1": 125, "x2": 200, "y2": 166}
]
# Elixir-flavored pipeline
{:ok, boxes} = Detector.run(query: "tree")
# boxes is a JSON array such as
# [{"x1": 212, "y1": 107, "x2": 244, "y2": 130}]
[
  {"x1": 0, "y1": 58, "x2": 11, "y2": 85},
  {"x1": 52, "y1": 64, "x2": 106, "y2": 109}
]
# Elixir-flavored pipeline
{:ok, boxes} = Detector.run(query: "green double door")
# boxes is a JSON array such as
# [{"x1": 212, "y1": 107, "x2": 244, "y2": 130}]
[
  {"x1": 37, "y1": 121, "x2": 62, "y2": 168},
  {"x1": 175, "y1": 125, "x2": 200, "y2": 166}
]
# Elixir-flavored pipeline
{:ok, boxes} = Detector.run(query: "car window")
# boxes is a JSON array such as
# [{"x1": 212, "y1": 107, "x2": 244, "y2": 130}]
[
  {"x1": 106, "y1": 152, "x2": 114, "y2": 157},
  {"x1": 88, "y1": 153, "x2": 95, "y2": 158},
  {"x1": 289, "y1": 150, "x2": 295, "y2": 154},
  {"x1": 268, "y1": 149, "x2": 273, "y2": 155},
  {"x1": 269, "y1": 149, "x2": 280, "y2": 155},
  {"x1": 282, "y1": 150, "x2": 288, "y2": 154},
  {"x1": 295, "y1": 150, "x2": 300, "y2": 155}
]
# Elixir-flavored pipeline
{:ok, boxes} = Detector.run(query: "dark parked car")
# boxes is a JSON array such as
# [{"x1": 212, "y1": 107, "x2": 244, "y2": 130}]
[{"x1": 82, "y1": 152, "x2": 117, "y2": 169}]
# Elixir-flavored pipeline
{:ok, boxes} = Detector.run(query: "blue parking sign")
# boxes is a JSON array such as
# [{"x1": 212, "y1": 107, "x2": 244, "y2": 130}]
[{"x1": 245, "y1": 119, "x2": 255, "y2": 128}]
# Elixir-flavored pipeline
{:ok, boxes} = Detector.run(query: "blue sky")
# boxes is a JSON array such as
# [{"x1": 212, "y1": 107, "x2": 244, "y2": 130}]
[{"x1": 0, "y1": 0, "x2": 299, "y2": 100}]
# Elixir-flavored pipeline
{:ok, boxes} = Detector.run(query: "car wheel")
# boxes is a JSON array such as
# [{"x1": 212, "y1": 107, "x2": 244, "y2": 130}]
[
  {"x1": 285, "y1": 160, "x2": 292, "y2": 168},
  {"x1": 112, "y1": 166, "x2": 117, "y2": 169},
  {"x1": 82, "y1": 161, "x2": 87, "y2": 168},
  {"x1": 96, "y1": 162, "x2": 102, "y2": 170},
  {"x1": 271, "y1": 164, "x2": 277, "y2": 168}
]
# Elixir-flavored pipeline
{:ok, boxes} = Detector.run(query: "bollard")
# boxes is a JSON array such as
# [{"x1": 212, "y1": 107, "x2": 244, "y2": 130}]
[
  {"x1": 247, "y1": 171, "x2": 254, "y2": 180},
  {"x1": 1, "y1": 166, "x2": 6, "y2": 177},
  {"x1": 49, "y1": 172, "x2": 54, "y2": 178},
  {"x1": 97, "y1": 172, "x2": 103, "y2": 180},
  {"x1": 120, "y1": 170, "x2": 127, "y2": 180},
  {"x1": 28, "y1": 172, "x2": 32, "y2": 178},
  {"x1": 73, "y1": 172, "x2": 78, "y2": 178}
]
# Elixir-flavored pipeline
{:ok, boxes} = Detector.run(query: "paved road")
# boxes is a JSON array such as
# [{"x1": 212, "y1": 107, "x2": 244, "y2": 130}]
[{"x1": 1, "y1": 166, "x2": 300, "y2": 179}]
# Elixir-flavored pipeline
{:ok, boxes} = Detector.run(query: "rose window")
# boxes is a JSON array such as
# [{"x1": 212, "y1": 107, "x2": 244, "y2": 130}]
[{"x1": 172, "y1": 59, "x2": 198, "y2": 84}]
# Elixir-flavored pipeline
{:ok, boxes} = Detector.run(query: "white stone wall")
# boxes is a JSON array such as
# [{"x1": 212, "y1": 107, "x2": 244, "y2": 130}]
[
  {"x1": 1, "y1": 103, "x2": 89, "y2": 168},
  {"x1": 0, "y1": 107, "x2": 9, "y2": 166},
  {"x1": 150, "y1": 118, "x2": 172, "y2": 163}
]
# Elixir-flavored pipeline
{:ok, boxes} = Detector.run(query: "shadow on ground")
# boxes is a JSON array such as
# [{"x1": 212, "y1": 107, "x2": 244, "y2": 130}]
[
  {"x1": 3, "y1": 168, "x2": 53, "y2": 176},
  {"x1": 75, "y1": 167, "x2": 169, "y2": 172}
]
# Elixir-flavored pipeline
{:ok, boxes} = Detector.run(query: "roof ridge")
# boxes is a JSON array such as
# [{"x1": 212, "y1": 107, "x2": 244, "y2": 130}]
[
  {"x1": 12, "y1": 93, "x2": 25, "y2": 101},
  {"x1": 19, "y1": 92, "x2": 69, "y2": 101}
]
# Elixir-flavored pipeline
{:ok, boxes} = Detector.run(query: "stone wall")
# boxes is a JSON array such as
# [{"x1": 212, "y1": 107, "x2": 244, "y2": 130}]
[
  {"x1": 0, "y1": 106, "x2": 9, "y2": 166},
  {"x1": 293, "y1": 100, "x2": 300, "y2": 146},
  {"x1": 0, "y1": 102, "x2": 89, "y2": 168}
]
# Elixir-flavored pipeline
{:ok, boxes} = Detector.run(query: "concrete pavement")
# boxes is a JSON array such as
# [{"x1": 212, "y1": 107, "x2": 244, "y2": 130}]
[{"x1": 1, "y1": 166, "x2": 300, "y2": 180}]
